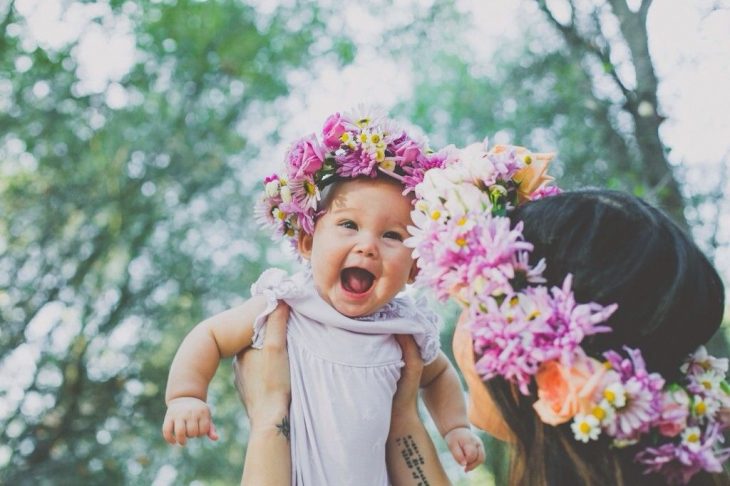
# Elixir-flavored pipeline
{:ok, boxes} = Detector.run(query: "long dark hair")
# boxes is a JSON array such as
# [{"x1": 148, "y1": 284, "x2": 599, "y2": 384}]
[{"x1": 486, "y1": 190, "x2": 726, "y2": 486}]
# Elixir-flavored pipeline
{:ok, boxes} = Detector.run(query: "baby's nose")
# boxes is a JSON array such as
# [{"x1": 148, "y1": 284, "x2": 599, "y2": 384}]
[{"x1": 354, "y1": 234, "x2": 379, "y2": 257}]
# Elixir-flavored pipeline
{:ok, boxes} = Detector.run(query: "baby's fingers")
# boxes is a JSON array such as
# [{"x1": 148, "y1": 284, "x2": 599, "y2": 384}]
[
  {"x1": 463, "y1": 441, "x2": 485, "y2": 472},
  {"x1": 187, "y1": 416, "x2": 200, "y2": 438},
  {"x1": 207, "y1": 421, "x2": 219, "y2": 441},
  {"x1": 199, "y1": 415, "x2": 219, "y2": 441},
  {"x1": 162, "y1": 417, "x2": 176, "y2": 445},
  {"x1": 450, "y1": 441, "x2": 466, "y2": 467},
  {"x1": 174, "y1": 417, "x2": 188, "y2": 445}
]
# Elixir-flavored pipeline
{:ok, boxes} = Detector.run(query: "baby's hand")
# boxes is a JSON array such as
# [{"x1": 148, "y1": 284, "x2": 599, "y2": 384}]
[
  {"x1": 162, "y1": 397, "x2": 220, "y2": 446},
  {"x1": 444, "y1": 426, "x2": 485, "y2": 472}
]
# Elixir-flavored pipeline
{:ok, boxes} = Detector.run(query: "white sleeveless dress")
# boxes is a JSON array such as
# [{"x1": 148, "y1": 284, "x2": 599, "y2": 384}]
[{"x1": 250, "y1": 268, "x2": 441, "y2": 486}]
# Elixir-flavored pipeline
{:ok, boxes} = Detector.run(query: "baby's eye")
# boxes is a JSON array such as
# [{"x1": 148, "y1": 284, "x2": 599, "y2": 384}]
[
  {"x1": 339, "y1": 220, "x2": 358, "y2": 230},
  {"x1": 383, "y1": 231, "x2": 404, "y2": 241}
]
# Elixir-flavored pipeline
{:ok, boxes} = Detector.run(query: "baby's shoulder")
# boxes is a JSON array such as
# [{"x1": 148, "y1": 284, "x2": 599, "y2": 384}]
[
  {"x1": 381, "y1": 293, "x2": 442, "y2": 331},
  {"x1": 250, "y1": 267, "x2": 306, "y2": 300}
]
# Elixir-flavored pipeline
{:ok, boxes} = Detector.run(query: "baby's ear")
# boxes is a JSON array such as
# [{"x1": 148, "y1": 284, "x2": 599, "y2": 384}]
[
  {"x1": 298, "y1": 231, "x2": 313, "y2": 260},
  {"x1": 407, "y1": 260, "x2": 419, "y2": 284}
]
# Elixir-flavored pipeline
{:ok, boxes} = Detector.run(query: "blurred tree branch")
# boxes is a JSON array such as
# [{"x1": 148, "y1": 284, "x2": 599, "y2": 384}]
[{"x1": 535, "y1": 0, "x2": 688, "y2": 229}]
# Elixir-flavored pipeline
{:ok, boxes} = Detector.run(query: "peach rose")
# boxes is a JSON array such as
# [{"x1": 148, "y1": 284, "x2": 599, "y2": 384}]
[
  {"x1": 532, "y1": 355, "x2": 606, "y2": 426},
  {"x1": 513, "y1": 149, "x2": 555, "y2": 203}
]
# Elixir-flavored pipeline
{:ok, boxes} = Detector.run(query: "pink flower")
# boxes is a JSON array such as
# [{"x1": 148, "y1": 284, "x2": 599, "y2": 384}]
[
  {"x1": 528, "y1": 185, "x2": 562, "y2": 201},
  {"x1": 603, "y1": 348, "x2": 665, "y2": 440},
  {"x1": 336, "y1": 150, "x2": 377, "y2": 178},
  {"x1": 286, "y1": 134, "x2": 325, "y2": 180},
  {"x1": 533, "y1": 354, "x2": 607, "y2": 425},
  {"x1": 393, "y1": 136, "x2": 423, "y2": 164},
  {"x1": 322, "y1": 113, "x2": 347, "y2": 149},
  {"x1": 657, "y1": 389, "x2": 690, "y2": 438}
]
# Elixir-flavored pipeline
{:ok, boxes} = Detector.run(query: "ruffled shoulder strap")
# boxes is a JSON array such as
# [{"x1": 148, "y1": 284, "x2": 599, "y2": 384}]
[
  {"x1": 249, "y1": 268, "x2": 302, "y2": 348},
  {"x1": 361, "y1": 293, "x2": 442, "y2": 365},
  {"x1": 409, "y1": 294, "x2": 443, "y2": 365}
]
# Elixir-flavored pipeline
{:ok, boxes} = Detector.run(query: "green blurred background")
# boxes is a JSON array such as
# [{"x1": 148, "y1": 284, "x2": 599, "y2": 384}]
[{"x1": 2, "y1": 0, "x2": 729, "y2": 484}]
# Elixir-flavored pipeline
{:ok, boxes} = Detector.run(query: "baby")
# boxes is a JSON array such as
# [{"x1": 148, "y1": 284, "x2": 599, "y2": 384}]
[{"x1": 162, "y1": 108, "x2": 484, "y2": 484}]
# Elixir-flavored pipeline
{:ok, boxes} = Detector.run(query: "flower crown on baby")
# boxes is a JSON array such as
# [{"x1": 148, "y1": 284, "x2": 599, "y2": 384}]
[
  {"x1": 406, "y1": 139, "x2": 730, "y2": 485},
  {"x1": 256, "y1": 106, "x2": 450, "y2": 243}
]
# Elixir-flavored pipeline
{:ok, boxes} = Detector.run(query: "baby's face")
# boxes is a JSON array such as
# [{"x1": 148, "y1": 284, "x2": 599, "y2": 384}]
[{"x1": 299, "y1": 177, "x2": 417, "y2": 318}]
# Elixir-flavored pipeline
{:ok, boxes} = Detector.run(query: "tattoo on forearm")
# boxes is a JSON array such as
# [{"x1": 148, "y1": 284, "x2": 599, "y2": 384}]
[
  {"x1": 395, "y1": 435, "x2": 430, "y2": 485},
  {"x1": 276, "y1": 415, "x2": 290, "y2": 440}
]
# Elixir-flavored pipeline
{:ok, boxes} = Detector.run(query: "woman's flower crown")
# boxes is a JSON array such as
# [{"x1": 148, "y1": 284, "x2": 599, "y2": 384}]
[
  {"x1": 407, "y1": 139, "x2": 730, "y2": 484},
  {"x1": 256, "y1": 106, "x2": 449, "y2": 243}
]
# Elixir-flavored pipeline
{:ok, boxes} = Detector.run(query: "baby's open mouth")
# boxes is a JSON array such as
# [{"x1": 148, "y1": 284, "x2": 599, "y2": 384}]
[{"x1": 340, "y1": 267, "x2": 375, "y2": 294}]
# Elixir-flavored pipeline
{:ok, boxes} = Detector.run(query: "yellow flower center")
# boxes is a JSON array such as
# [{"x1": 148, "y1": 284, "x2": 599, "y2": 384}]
[
  {"x1": 687, "y1": 432, "x2": 700, "y2": 443},
  {"x1": 695, "y1": 402, "x2": 707, "y2": 416},
  {"x1": 457, "y1": 216, "x2": 468, "y2": 226},
  {"x1": 592, "y1": 407, "x2": 606, "y2": 421},
  {"x1": 455, "y1": 237, "x2": 467, "y2": 247},
  {"x1": 523, "y1": 155, "x2": 533, "y2": 165},
  {"x1": 527, "y1": 310, "x2": 540, "y2": 321},
  {"x1": 604, "y1": 389, "x2": 616, "y2": 404},
  {"x1": 357, "y1": 117, "x2": 370, "y2": 127},
  {"x1": 702, "y1": 380, "x2": 713, "y2": 390},
  {"x1": 371, "y1": 133, "x2": 381, "y2": 144},
  {"x1": 359, "y1": 133, "x2": 368, "y2": 143},
  {"x1": 509, "y1": 296, "x2": 519, "y2": 307},
  {"x1": 340, "y1": 133, "x2": 351, "y2": 142},
  {"x1": 305, "y1": 181, "x2": 316, "y2": 196},
  {"x1": 430, "y1": 210, "x2": 441, "y2": 221},
  {"x1": 579, "y1": 422, "x2": 591, "y2": 434}
]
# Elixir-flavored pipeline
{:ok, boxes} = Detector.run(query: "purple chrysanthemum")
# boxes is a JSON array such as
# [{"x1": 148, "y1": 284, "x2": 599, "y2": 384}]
[
  {"x1": 602, "y1": 348, "x2": 665, "y2": 440},
  {"x1": 471, "y1": 276, "x2": 615, "y2": 395},
  {"x1": 636, "y1": 424, "x2": 730, "y2": 485},
  {"x1": 402, "y1": 147, "x2": 456, "y2": 194}
]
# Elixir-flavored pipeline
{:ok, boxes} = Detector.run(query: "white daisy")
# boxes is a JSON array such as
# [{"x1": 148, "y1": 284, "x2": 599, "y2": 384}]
[
  {"x1": 265, "y1": 179, "x2": 280, "y2": 197},
  {"x1": 571, "y1": 413, "x2": 601, "y2": 443},
  {"x1": 603, "y1": 382, "x2": 627, "y2": 409},
  {"x1": 279, "y1": 184, "x2": 292, "y2": 204},
  {"x1": 681, "y1": 426, "x2": 702, "y2": 452}
]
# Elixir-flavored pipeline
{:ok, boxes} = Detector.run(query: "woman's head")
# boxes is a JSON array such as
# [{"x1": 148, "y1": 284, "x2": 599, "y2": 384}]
[
  {"x1": 514, "y1": 190, "x2": 724, "y2": 376},
  {"x1": 475, "y1": 190, "x2": 725, "y2": 485},
  {"x1": 298, "y1": 177, "x2": 418, "y2": 318}
]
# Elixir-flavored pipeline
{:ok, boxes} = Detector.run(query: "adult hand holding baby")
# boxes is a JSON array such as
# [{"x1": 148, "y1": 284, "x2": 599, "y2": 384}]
[
  {"x1": 234, "y1": 302, "x2": 292, "y2": 486},
  {"x1": 234, "y1": 302, "x2": 291, "y2": 434}
]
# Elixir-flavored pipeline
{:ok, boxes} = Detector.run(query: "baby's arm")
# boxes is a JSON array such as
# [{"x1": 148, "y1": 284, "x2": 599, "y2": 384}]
[
  {"x1": 162, "y1": 295, "x2": 268, "y2": 445},
  {"x1": 420, "y1": 352, "x2": 485, "y2": 472}
]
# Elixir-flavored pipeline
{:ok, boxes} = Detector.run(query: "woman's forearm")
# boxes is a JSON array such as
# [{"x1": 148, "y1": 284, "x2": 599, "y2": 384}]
[
  {"x1": 241, "y1": 414, "x2": 292, "y2": 486},
  {"x1": 387, "y1": 412, "x2": 452, "y2": 486}
]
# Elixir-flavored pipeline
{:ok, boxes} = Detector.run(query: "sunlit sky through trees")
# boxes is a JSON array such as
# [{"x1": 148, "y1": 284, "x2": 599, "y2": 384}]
[{"x1": 13, "y1": 0, "x2": 730, "y2": 284}]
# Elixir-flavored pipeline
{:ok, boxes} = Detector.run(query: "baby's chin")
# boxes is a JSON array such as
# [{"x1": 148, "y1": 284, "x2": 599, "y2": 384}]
[
  {"x1": 331, "y1": 301, "x2": 374, "y2": 319},
  {"x1": 332, "y1": 293, "x2": 404, "y2": 319}
]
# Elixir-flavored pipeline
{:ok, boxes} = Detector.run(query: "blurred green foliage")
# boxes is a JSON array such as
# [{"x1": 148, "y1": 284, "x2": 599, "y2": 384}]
[
  {"x1": 0, "y1": 0, "x2": 352, "y2": 483},
  {"x1": 1, "y1": 0, "x2": 726, "y2": 485}
]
